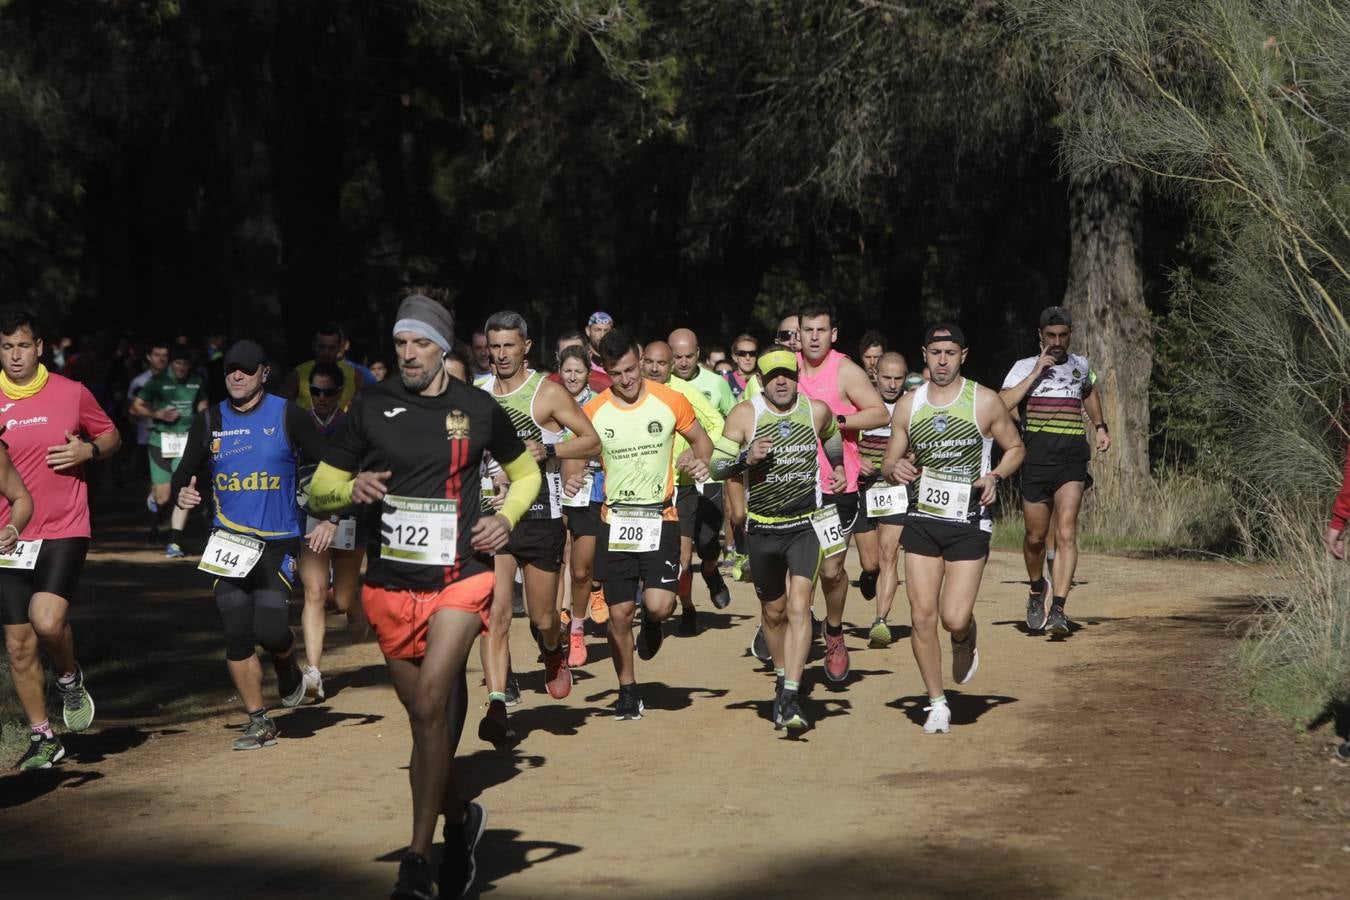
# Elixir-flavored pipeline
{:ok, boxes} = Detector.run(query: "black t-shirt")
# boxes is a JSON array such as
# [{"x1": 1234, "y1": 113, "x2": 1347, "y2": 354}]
[{"x1": 324, "y1": 376, "x2": 525, "y2": 590}]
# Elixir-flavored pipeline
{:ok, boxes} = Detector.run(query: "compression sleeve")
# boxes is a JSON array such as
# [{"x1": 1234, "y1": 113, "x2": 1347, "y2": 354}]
[
  {"x1": 819, "y1": 416, "x2": 839, "y2": 441},
  {"x1": 499, "y1": 451, "x2": 542, "y2": 527},
  {"x1": 709, "y1": 435, "x2": 747, "y2": 481},
  {"x1": 310, "y1": 462, "x2": 356, "y2": 514},
  {"x1": 822, "y1": 430, "x2": 844, "y2": 467}
]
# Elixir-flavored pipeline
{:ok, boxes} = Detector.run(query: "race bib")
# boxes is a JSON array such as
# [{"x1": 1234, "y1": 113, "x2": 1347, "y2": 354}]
[
  {"x1": 810, "y1": 508, "x2": 847, "y2": 558},
  {"x1": 562, "y1": 472, "x2": 594, "y2": 508},
  {"x1": 916, "y1": 468, "x2": 973, "y2": 521},
  {"x1": 545, "y1": 471, "x2": 563, "y2": 518},
  {"x1": 198, "y1": 531, "x2": 264, "y2": 578},
  {"x1": 866, "y1": 483, "x2": 909, "y2": 518},
  {"x1": 607, "y1": 507, "x2": 662, "y2": 553},
  {"x1": 0, "y1": 539, "x2": 42, "y2": 570},
  {"x1": 161, "y1": 432, "x2": 188, "y2": 459},
  {"x1": 306, "y1": 515, "x2": 358, "y2": 551},
  {"x1": 381, "y1": 495, "x2": 458, "y2": 566}
]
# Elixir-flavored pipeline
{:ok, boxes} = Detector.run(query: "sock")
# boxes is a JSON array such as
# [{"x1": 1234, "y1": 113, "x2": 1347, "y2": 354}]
[
  {"x1": 570, "y1": 616, "x2": 584, "y2": 634},
  {"x1": 247, "y1": 707, "x2": 268, "y2": 722},
  {"x1": 1051, "y1": 595, "x2": 1067, "y2": 609},
  {"x1": 1047, "y1": 549, "x2": 1056, "y2": 562},
  {"x1": 783, "y1": 679, "x2": 799, "y2": 692},
  {"x1": 825, "y1": 621, "x2": 844, "y2": 637},
  {"x1": 929, "y1": 694, "x2": 948, "y2": 707},
  {"x1": 1029, "y1": 577, "x2": 1046, "y2": 594},
  {"x1": 774, "y1": 667, "x2": 785, "y2": 678},
  {"x1": 31, "y1": 719, "x2": 53, "y2": 739},
  {"x1": 57, "y1": 668, "x2": 78, "y2": 687},
  {"x1": 488, "y1": 691, "x2": 507, "y2": 704}
]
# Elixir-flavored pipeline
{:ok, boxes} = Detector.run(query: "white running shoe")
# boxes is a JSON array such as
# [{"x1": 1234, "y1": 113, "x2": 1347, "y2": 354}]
[
  {"x1": 303, "y1": 665, "x2": 325, "y2": 702},
  {"x1": 922, "y1": 703, "x2": 951, "y2": 734}
]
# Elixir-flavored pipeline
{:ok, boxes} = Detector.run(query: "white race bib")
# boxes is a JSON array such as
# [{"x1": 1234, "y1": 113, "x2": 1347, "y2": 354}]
[
  {"x1": 306, "y1": 515, "x2": 358, "y2": 551},
  {"x1": 0, "y1": 539, "x2": 42, "y2": 570},
  {"x1": 607, "y1": 507, "x2": 662, "y2": 553},
  {"x1": 916, "y1": 469, "x2": 973, "y2": 521},
  {"x1": 562, "y1": 472, "x2": 594, "y2": 508},
  {"x1": 810, "y1": 508, "x2": 847, "y2": 558},
  {"x1": 866, "y1": 483, "x2": 909, "y2": 518},
  {"x1": 381, "y1": 495, "x2": 458, "y2": 566},
  {"x1": 161, "y1": 432, "x2": 188, "y2": 459},
  {"x1": 198, "y1": 531, "x2": 264, "y2": 578},
  {"x1": 545, "y1": 471, "x2": 563, "y2": 518}
]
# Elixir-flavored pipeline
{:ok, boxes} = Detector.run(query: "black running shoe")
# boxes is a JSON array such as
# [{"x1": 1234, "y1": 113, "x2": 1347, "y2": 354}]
[
  {"x1": 750, "y1": 625, "x2": 771, "y2": 662},
  {"x1": 678, "y1": 608, "x2": 699, "y2": 636},
  {"x1": 637, "y1": 616, "x2": 664, "y2": 661},
  {"x1": 858, "y1": 569, "x2": 878, "y2": 601},
  {"x1": 274, "y1": 654, "x2": 305, "y2": 708},
  {"x1": 778, "y1": 692, "x2": 808, "y2": 732},
  {"x1": 391, "y1": 852, "x2": 436, "y2": 900},
  {"x1": 504, "y1": 668, "x2": 521, "y2": 707},
  {"x1": 1336, "y1": 741, "x2": 1350, "y2": 763},
  {"x1": 440, "y1": 801, "x2": 488, "y2": 898},
  {"x1": 1047, "y1": 605, "x2": 1070, "y2": 635},
  {"x1": 477, "y1": 699, "x2": 518, "y2": 749},
  {"x1": 706, "y1": 570, "x2": 731, "y2": 609},
  {"x1": 1026, "y1": 578, "x2": 1049, "y2": 632},
  {"x1": 614, "y1": 683, "x2": 644, "y2": 721}
]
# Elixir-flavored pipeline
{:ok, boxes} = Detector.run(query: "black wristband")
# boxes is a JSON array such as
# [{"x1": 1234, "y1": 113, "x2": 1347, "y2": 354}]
[
  {"x1": 545, "y1": 443, "x2": 557, "y2": 459},
  {"x1": 88, "y1": 440, "x2": 101, "y2": 460},
  {"x1": 1095, "y1": 423, "x2": 1109, "y2": 433}
]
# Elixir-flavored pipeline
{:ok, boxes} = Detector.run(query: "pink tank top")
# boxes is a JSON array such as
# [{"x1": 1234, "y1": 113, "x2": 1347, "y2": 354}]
[{"x1": 796, "y1": 349, "x2": 861, "y2": 493}]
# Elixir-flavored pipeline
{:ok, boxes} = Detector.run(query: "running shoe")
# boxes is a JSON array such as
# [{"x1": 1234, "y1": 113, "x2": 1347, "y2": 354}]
[
  {"x1": 731, "y1": 552, "x2": 750, "y2": 583},
  {"x1": 56, "y1": 664, "x2": 95, "y2": 732},
  {"x1": 146, "y1": 493, "x2": 159, "y2": 514},
  {"x1": 1046, "y1": 604, "x2": 1070, "y2": 636},
  {"x1": 543, "y1": 643, "x2": 572, "y2": 700},
  {"x1": 440, "y1": 801, "x2": 488, "y2": 898},
  {"x1": 822, "y1": 624, "x2": 850, "y2": 682},
  {"x1": 750, "y1": 624, "x2": 771, "y2": 663},
  {"x1": 15, "y1": 733, "x2": 65, "y2": 770},
  {"x1": 589, "y1": 587, "x2": 609, "y2": 625},
  {"x1": 706, "y1": 570, "x2": 732, "y2": 609},
  {"x1": 679, "y1": 608, "x2": 699, "y2": 636},
  {"x1": 1026, "y1": 593, "x2": 1047, "y2": 633},
  {"x1": 868, "y1": 618, "x2": 893, "y2": 649},
  {"x1": 477, "y1": 699, "x2": 518, "y2": 748},
  {"x1": 778, "y1": 693, "x2": 809, "y2": 732},
  {"x1": 614, "y1": 683, "x2": 644, "y2": 721},
  {"x1": 559, "y1": 608, "x2": 571, "y2": 627},
  {"x1": 568, "y1": 628, "x2": 587, "y2": 668},
  {"x1": 232, "y1": 714, "x2": 279, "y2": 750},
  {"x1": 391, "y1": 852, "x2": 436, "y2": 900},
  {"x1": 775, "y1": 673, "x2": 785, "y2": 697},
  {"x1": 1336, "y1": 741, "x2": 1350, "y2": 763},
  {"x1": 858, "y1": 569, "x2": 878, "y2": 601},
  {"x1": 164, "y1": 542, "x2": 186, "y2": 559},
  {"x1": 303, "y1": 665, "x2": 325, "y2": 702},
  {"x1": 922, "y1": 703, "x2": 951, "y2": 734},
  {"x1": 504, "y1": 668, "x2": 521, "y2": 707},
  {"x1": 951, "y1": 619, "x2": 979, "y2": 685},
  {"x1": 637, "y1": 616, "x2": 664, "y2": 661},
  {"x1": 275, "y1": 654, "x2": 306, "y2": 708}
]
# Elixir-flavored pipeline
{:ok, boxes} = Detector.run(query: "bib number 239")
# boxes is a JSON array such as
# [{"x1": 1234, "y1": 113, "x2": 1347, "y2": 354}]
[
  {"x1": 381, "y1": 495, "x2": 458, "y2": 566},
  {"x1": 916, "y1": 469, "x2": 972, "y2": 521},
  {"x1": 608, "y1": 508, "x2": 661, "y2": 553}
]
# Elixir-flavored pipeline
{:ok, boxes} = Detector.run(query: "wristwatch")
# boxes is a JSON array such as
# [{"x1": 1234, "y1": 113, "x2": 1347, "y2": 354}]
[
  {"x1": 545, "y1": 443, "x2": 557, "y2": 459},
  {"x1": 87, "y1": 440, "x2": 101, "y2": 460},
  {"x1": 836, "y1": 414, "x2": 847, "y2": 427}
]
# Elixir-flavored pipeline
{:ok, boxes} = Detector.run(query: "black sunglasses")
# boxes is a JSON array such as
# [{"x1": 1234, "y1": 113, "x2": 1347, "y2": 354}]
[
  {"x1": 776, "y1": 330, "x2": 798, "y2": 342},
  {"x1": 734, "y1": 349, "x2": 758, "y2": 357},
  {"x1": 309, "y1": 385, "x2": 339, "y2": 397}
]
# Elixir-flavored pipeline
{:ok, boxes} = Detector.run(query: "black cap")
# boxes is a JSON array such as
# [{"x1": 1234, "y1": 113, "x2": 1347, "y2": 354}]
[
  {"x1": 169, "y1": 345, "x2": 193, "y2": 364},
  {"x1": 1039, "y1": 305, "x2": 1072, "y2": 328},
  {"x1": 223, "y1": 340, "x2": 266, "y2": 373},
  {"x1": 922, "y1": 322, "x2": 966, "y2": 348}
]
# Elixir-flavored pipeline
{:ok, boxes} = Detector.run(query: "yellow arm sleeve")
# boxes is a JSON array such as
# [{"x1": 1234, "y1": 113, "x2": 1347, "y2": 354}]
[
  {"x1": 499, "y1": 451, "x2": 543, "y2": 527},
  {"x1": 310, "y1": 462, "x2": 355, "y2": 514}
]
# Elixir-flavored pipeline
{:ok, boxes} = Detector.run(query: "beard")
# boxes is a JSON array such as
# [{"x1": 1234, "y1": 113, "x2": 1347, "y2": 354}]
[{"x1": 400, "y1": 363, "x2": 437, "y2": 392}]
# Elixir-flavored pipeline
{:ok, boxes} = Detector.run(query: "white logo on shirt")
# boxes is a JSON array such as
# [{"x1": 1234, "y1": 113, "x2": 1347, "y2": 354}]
[
  {"x1": 0, "y1": 403, "x2": 14, "y2": 414},
  {"x1": 384, "y1": 407, "x2": 407, "y2": 418},
  {"x1": 263, "y1": 427, "x2": 276, "y2": 436}
]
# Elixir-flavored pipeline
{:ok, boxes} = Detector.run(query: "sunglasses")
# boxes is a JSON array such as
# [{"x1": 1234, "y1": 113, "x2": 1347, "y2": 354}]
[
  {"x1": 776, "y1": 330, "x2": 798, "y2": 342},
  {"x1": 734, "y1": 349, "x2": 758, "y2": 357},
  {"x1": 309, "y1": 385, "x2": 339, "y2": 397}
]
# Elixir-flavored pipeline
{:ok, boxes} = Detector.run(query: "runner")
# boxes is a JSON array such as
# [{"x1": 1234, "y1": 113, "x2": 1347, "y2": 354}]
[
  {"x1": 0, "y1": 307, "x2": 118, "y2": 771},
  {"x1": 669, "y1": 328, "x2": 735, "y2": 417},
  {"x1": 999, "y1": 306, "x2": 1109, "y2": 635},
  {"x1": 713, "y1": 348, "x2": 841, "y2": 732},
  {"x1": 129, "y1": 345, "x2": 208, "y2": 558},
  {"x1": 478, "y1": 311, "x2": 599, "y2": 747},
  {"x1": 584, "y1": 311, "x2": 614, "y2": 377},
  {"x1": 795, "y1": 302, "x2": 889, "y2": 681},
  {"x1": 728, "y1": 334, "x2": 759, "y2": 398},
  {"x1": 171, "y1": 340, "x2": 333, "y2": 750},
  {"x1": 127, "y1": 339, "x2": 168, "y2": 524},
  {"x1": 556, "y1": 344, "x2": 607, "y2": 664},
  {"x1": 858, "y1": 329, "x2": 887, "y2": 386},
  {"x1": 882, "y1": 323, "x2": 1024, "y2": 734},
  {"x1": 642, "y1": 340, "x2": 730, "y2": 635},
  {"x1": 853, "y1": 352, "x2": 909, "y2": 648},
  {"x1": 470, "y1": 329, "x2": 493, "y2": 383},
  {"x1": 563, "y1": 328, "x2": 713, "y2": 720},
  {"x1": 548, "y1": 330, "x2": 612, "y2": 393},
  {"x1": 309, "y1": 294, "x2": 539, "y2": 898},
  {"x1": 281, "y1": 322, "x2": 371, "y2": 411}
]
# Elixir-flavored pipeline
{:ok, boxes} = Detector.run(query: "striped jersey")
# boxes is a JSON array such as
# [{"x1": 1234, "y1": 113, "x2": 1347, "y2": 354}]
[
  {"x1": 483, "y1": 370, "x2": 563, "y2": 520},
  {"x1": 1001, "y1": 353, "x2": 1096, "y2": 465},
  {"x1": 906, "y1": 379, "x2": 992, "y2": 531},
  {"x1": 744, "y1": 393, "x2": 821, "y2": 531}
]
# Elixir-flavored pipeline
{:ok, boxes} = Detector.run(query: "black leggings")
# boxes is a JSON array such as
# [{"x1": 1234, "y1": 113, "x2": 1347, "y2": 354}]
[{"x1": 216, "y1": 584, "x2": 294, "y2": 662}]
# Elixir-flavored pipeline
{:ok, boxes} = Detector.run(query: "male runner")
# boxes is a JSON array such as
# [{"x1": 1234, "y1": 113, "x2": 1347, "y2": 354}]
[
  {"x1": 172, "y1": 340, "x2": 331, "y2": 748},
  {"x1": 584, "y1": 311, "x2": 614, "y2": 374},
  {"x1": 470, "y1": 330, "x2": 493, "y2": 383},
  {"x1": 670, "y1": 328, "x2": 735, "y2": 417},
  {"x1": 858, "y1": 330, "x2": 887, "y2": 386},
  {"x1": 854, "y1": 352, "x2": 909, "y2": 647},
  {"x1": 281, "y1": 322, "x2": 371, "y2": 411},
  {"x1": 479, "y1": 310, "x2": 599, "y2": 746},
  {"x1": 127, "y1": 339, "x2": 168, "y2": 518},
  {"x1": 0, "y1": 308, "x2": 118, "y2": 770},
  {"x1": 310, "y1": 294, "x2": 540, "y2": 898},
  {"x1": 729, "y1": 334, "x2": 759, "y2": 397},
  {"x1": 642, "y1": 341, "x2": 730, "y2": 634},
  {"x1": 130, "y1": 345, "x2": 207, "y2": 557},
  {"x1": 564, "y1": 329, "x2": 712, "y2": 720},
  {"x1": 1000, "y1": 306, "x2": 1109, "y2": 634},
  {"x1": 796, "y1": 301, "x2": 889, "y2": 681},
  {"x1": 714, "y1": 349, "x2": 841, "y2": 732},
  {"x1": 882, "y1": 324, "x2": 1024, "y2": 733}
]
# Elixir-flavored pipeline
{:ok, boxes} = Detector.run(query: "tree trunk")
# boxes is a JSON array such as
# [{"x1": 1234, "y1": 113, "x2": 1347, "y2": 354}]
[{"x1": 1062, "y1": 167, "x2": 1151, "y2": 500}]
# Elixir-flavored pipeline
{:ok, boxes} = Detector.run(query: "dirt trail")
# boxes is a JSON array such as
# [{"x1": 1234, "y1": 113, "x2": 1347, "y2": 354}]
[{"x1": 2, "y1": 518, "x2": 1348, "y2": 898}]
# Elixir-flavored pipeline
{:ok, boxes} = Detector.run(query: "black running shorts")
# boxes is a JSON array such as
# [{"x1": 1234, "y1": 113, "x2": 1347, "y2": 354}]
[
  {"x1": 565, "y1": 501, "x2": 601, "y2": 539},
  {"x1": 747, "y1": 525, "x2": 821, "y2": 602},
  {"x1": 900, "y1": 518, "x2": 989, "y2": 562},
  {"x1": 212, "y1": 538, "x2": 300, "y2": 595},
  {"x1": 502, "y1": 517, "x2": 567, "y2": 573},
  {"x1": 0, "y1": 537, "x2": 90, "y2": 625},
  {"x1": 595, "y1": 518, "x2": 681, "y2": 605},
  {"x1": 1020, "y1": 460, "x2": 1092, "y2": 505},
  {"x1": 675, "y1": 483, "x2": 724, "y2": 559},
  {"x1": 822, "y1": 491, "x2": 861, "y2": 538}
]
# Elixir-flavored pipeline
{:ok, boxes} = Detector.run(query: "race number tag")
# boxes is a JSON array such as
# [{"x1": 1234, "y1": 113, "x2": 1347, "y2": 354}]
[
  {"x1": 161, "y1": 433, "x2": 188, "y2": 459},
  {"x1": 306, "y1": 515, "x2": 358, "y2": 551},
  {"x1": 562, "y1": 472, "x2": 593, "y2": 508},
  {"x1": 916, "y1": 468, "x2": 972, "y2": 521},
  {"x1": 0, "y1": 539, "x2": 42, "y2": 570},
  {"x1": 607, "y1": 507, "x2": 662, "y2": 553},
  {"x1": 866, "y1": 483, "x2": 909, "y2": 518},
  {"x1": 198, "y1": 531, "x2": 264, "y2": 578},
  {"x1": 810, "y1": 508, "x2": 847, "y2": 558},
  {"x1": 545, "y1": 471, "x2": 563, "y2": 518},
  {"x1": 381, "y1": 495, "x2": 458, "y2": 566}
]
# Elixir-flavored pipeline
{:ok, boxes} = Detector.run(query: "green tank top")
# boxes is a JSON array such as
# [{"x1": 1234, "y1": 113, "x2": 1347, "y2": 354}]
[
  {"x1": 907, "y1": 378, "x2": 992, "y2": 528},
  {"x1": 745, "y1": 393, "x2": 821, "y2": 530},
  {"x1": 142, "y1": 371, "x2": 205, "y2": 444},
  {"x1": 488, "y1": 370, "x2": 563, "y2": 520}
]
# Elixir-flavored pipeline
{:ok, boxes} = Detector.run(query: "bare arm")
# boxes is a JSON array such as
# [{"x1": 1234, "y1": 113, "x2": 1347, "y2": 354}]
[
  {"x1": 0, "y1": 444, "x2": 32, "y2": 552},
  {"x1": 999, "y1": 353, "x2": 1055, "y2": 411},
  {"x1": 881, "y1": 393, "x2": 917, "y2": 484},
  {"x1": 1084, "y1": 388, "x2": 1110, "y2": 452},
  {"x1": 973, "y1": 386, "x2": 1025, "y2": 506},
  {"x1": 537, "y1": 381, "x2": 600, "y2": 461},
  {"x1": 838, "y1": 361, "x2": 888, "y2": 431}
]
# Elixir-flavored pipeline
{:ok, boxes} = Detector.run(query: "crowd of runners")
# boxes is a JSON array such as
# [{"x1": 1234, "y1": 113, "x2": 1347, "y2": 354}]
[{"x1": 0, "y1": 296, "x2": 1123, "y2": 898}]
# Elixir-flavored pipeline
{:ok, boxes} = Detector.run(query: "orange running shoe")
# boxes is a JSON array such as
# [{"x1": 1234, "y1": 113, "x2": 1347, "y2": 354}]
[
  {"x1": 543, "y1": 642, "x2": 572, "y2": 699},
  {"x1": 589, "y1": 586, "x2": 609, "y2": 625}
]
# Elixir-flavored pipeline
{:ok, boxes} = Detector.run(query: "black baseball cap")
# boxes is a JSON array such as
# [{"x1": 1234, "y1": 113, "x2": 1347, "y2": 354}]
[
  {"x1": 169, "y1": 346, "x2": 194, "y2": 364},
  {"x1": 1039, "y1": 305, "x2": 1073, "y2": 328},
  {"x1": 922, "y1": 322, "x2": 966, "y2": 348},
  {"x1": 223, "y1": 340, "x2": 266, "y2": 373}
]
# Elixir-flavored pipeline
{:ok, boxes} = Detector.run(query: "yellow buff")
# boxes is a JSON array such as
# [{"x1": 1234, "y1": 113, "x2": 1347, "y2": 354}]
[{"x1": 0, "y1": 363, "x2": 49, "y2": 401}]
